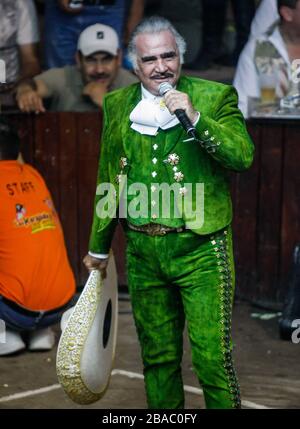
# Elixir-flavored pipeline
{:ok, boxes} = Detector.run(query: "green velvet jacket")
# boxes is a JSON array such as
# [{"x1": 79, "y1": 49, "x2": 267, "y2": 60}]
[{"x1": 89, "y1": 75, "x2": 255, "y2": 254}]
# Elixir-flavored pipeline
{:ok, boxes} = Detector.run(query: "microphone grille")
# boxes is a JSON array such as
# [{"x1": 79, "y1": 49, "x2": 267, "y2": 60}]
[{"x1": 158, "y1": 82, "x2": 173, "y2": 96}]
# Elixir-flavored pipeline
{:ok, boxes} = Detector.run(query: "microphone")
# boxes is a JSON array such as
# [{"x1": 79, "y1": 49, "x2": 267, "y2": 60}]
[{"x1": 158, "y1": 82, "x2": 197, "y2": 139}]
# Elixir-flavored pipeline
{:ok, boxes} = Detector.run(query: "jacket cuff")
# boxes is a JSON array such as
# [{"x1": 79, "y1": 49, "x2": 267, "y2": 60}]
[
  {"x1": 195, "y1": 115, "x2": 222, "y2": 154},
  {"x1": 88, "y1": 251, "x2": 109, "y2": 259}
]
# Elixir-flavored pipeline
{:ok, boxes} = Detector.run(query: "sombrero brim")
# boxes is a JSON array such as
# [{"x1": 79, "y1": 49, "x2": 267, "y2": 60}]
[{"x1": 56, "y1": 253, "x2": 118, "y2": 404}]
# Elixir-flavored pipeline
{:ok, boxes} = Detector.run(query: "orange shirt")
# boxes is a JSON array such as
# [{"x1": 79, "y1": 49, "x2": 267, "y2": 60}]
[{"x1": 0, "y1": 161, "x2": 75, "y2": 311}]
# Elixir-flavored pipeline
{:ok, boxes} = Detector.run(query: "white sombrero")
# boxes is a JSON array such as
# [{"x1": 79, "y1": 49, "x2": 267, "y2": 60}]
[{"x1": 56, "y1": 254, "x2": 118, "y2": 404}]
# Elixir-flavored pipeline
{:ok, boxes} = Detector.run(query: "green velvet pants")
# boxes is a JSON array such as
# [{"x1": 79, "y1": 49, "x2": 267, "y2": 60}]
[{"x1": 125, "y1": 225, "x2": 241, "y2": 409}]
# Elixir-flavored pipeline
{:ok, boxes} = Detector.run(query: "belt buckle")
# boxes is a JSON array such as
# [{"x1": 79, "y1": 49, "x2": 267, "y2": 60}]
[{"x1": 147, "y1": 224, "x2": 167, "y2": 236}]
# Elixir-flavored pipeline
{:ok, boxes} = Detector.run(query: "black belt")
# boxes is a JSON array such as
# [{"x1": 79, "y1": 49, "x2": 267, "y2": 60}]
[
  {"x1": 127, "y1": 222, "x2": 185, "y2": 236},
  {"x1": 0, "y1": 296, "x2": 71, "y2": 318}
]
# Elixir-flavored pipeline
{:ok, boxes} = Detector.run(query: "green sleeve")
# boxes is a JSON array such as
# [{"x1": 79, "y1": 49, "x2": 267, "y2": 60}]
[
  {"x1": 196, "y1": 85, "x2": 255, "y2": 171},
  {"x1": 88, "y1": 97, "x2": 118, "y2": 254}
]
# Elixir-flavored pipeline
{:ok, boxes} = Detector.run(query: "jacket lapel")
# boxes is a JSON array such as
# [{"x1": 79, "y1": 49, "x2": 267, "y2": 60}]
[
  {"x1": 121, "y1": 83, "x2": 143, "y2": 159},
  {"x1": 120, "y1": 76, "x2": 193, "y2": 158}
]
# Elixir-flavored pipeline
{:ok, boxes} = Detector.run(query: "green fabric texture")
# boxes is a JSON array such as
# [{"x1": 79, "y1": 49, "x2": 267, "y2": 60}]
[
  {"x1": 87, "y1": 75, "x2": 254, "y2": 408},
  {"x1": 125, "y1": 226, "x2": 240, "y2": 409},
  {"x1": 89, "y1": 75, "x2": 254, "y2": 254},
  {"x1": 123, "y1": 129, "x2": 186, "y2": 229}
]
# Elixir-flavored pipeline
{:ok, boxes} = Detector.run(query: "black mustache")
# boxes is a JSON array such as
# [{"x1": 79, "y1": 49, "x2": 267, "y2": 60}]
[
  {"x1": 151, "y1": 73, "x2": 174, "y2": 79},
  {"x1": 90, "y1": 74, "x2": 110, "y2": 80}
]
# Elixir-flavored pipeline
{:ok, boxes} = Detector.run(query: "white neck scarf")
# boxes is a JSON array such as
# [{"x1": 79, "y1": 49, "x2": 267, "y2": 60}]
[{"x1": 129, "y1": 85, "x2": 179, "y2": 136}]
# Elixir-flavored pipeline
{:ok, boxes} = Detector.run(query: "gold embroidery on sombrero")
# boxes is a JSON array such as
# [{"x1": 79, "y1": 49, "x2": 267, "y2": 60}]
[{"x1": 56, "y1": 271, "x2": 115, "y2": 404}]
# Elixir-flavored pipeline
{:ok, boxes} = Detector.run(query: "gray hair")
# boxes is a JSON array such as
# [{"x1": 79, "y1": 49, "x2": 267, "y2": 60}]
[{"x1": 127, "y1": 16, "x2": 186, "y2": 69}]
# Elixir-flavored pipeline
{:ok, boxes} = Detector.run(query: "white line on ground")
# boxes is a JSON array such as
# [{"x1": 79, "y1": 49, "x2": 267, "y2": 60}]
[
  {"x1": 241, "y1": 400, "x2": 270, "y2": 410},
  {"x1": 0, "y1": 384, "x2": 61, "y2": 403},
  {"x1": 111, "y1": 369, "x2": 271, "y2": 409},
  {"x1": 0, "y1": 368, "x2": 271, "y2": 409}
]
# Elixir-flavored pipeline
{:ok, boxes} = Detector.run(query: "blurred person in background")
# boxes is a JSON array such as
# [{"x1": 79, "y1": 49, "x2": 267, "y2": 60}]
[
  {"x1": 0, "y1": 0, "x2": 40, "y2": 106},
  {"x1": 234, "y1": 0, "x2": 300, "y2": 118},
  {"x1": 251, "y1": 0, "x2": 280, "y2": 37},
  {"x1": 0, "y1": 118, "x2": 75, "y2": 356},
  {"x1": 188, "y1": 0, "x2": 256, "y2": 70},
  {"x1": 43, "y1": 0, "x2": 144, "y2": 70},
  {"x1": 16, "y1": 23, "x2": 138, "y2": 113}
]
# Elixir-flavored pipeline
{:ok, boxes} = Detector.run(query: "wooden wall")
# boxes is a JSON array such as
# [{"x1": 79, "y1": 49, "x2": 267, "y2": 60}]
[
  {"x1": 232, "y1": 120, "x2": 300, "y2": 304},
  {"x1": 5, "y1": 113, "x2": 300, "y2": 304}
]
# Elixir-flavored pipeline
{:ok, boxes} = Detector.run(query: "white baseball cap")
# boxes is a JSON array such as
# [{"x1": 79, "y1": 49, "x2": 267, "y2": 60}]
[{"x1": 77, "y1": 23, "x2": 119, "y2": 57}]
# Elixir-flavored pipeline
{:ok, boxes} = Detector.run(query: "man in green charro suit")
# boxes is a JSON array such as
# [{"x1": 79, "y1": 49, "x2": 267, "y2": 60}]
[{"x1": 84, "y1": 16, "x2": 254, "y2": 409}]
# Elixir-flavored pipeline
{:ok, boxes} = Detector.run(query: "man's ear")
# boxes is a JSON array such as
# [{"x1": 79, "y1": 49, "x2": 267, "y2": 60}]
[
  {"x1": 133, "y1": 66, "x2": 140, "y2": 78},
  {"x1": 279, "y1": 5, "x2": 294, "y2": 22}
]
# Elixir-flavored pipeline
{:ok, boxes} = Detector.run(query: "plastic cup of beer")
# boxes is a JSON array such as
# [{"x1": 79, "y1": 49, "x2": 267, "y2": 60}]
[{"x1": 259, "y1": 72, "x2": 277, "y2": 104}]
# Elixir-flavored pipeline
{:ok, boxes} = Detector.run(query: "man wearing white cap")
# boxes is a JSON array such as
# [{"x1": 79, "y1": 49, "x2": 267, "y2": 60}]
[{"x1": 16, "y1": 23, "x2": 138, "y2": 112}]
